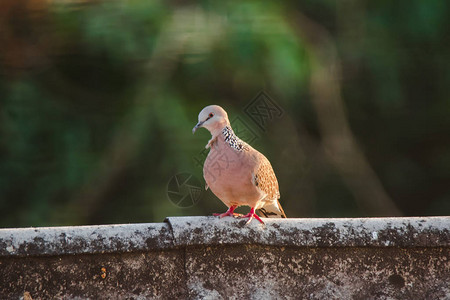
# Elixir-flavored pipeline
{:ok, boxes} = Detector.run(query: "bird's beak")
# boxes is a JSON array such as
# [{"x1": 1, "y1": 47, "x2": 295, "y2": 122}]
[{"x1": 192, "y1": 121, "x2": 203, "y2": 134}]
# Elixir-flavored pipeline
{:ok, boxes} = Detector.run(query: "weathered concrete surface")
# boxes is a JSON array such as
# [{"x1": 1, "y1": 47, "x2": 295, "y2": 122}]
[
  {"x1": 0, "y1": 223, "x2": 172, "y2": 257},
  {"x1": 166, "y1": 216, "x2": 450, "y2": 247},
  {"x1": 0, "y1": 250, "x2": 186, "y2": 299},
  {"x1": 186, "y1": 246, "x2": 449, "y2": 300},
  {"x1": 0, "y1": 217, "x2": 449, "y2": 299}
]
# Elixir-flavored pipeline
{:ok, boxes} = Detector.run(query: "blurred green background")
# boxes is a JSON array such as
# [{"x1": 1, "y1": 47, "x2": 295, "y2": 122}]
[{"x1": 1, "y1": 0, "x2": 449, "y2": 227}]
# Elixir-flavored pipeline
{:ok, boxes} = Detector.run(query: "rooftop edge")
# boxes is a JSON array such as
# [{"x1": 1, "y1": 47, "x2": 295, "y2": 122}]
[{"x1": 0, "y1": 216, "x2": 448, "y2": 257}]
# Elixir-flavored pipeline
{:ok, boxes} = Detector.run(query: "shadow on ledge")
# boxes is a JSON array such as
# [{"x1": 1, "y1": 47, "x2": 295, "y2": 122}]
[{"x1": 0, "y1": 217, "x2": 449, "y2": 299}]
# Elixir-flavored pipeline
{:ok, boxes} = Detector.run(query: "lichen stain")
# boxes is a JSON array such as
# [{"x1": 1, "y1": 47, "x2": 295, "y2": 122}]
[{"x1": 388, "y1": 274, "x2": 405, "y2": 288}]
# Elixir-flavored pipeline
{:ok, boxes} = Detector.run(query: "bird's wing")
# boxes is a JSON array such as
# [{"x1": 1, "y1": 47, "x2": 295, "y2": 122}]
[
  {"x1": 252, "y1": 154, "x2": 286, "y2": 218},
  {"x1": 253, "y1": 154, "x2": 280, "y2": 201}
]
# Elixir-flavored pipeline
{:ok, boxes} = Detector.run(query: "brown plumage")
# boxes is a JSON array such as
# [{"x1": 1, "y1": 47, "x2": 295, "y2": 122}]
[
  {"x1": 253, "y1": 155, "x2": 286, "y2": 218},
  {"x1": 192, "y1": 105, "x2": 286, "y2": 224}
]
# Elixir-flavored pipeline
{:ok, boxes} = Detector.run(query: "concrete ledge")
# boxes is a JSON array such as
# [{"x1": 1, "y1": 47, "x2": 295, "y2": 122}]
[
  {"x1": 0, "y1": 223, "x2": 172, "y2": 257},
  {"x1": 1, "y1": 217, "x2": 448, "y2": 257},
  {"x1": 166, "y1": 216, "x2": 450, "y2": 248},
  {"x1": 0, "y1": 217, "x2": 449, "y2": 299}
]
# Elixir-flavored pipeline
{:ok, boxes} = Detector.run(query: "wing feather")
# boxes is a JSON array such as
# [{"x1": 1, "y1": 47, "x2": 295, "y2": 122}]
[
  {"x1": 253, "y1": 154, "x2": 280, "y2": 201},
  {"x1": 253, "y1": 154, "x2": 286, "y2": 218}
]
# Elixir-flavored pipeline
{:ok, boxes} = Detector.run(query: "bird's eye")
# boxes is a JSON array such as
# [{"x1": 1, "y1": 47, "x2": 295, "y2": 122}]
[{"x1": 209, "y1": 113, "x2": 214, "y2": 118}]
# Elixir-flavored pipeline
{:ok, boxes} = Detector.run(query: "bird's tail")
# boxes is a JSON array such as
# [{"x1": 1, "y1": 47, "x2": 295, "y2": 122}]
[{"x1": 258, "y1": 200, "x2": 286, "y2": 218}]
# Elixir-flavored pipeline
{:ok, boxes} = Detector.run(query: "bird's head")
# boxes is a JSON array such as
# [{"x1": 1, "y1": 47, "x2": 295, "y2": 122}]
[{"x1": 192, "y1": 105, "x2": 230, "y2": 135}]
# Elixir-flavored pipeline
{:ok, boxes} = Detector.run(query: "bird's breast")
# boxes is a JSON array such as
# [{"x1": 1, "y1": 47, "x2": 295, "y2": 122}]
[
  {"x1": 203, "y1": 142, "x2": 248, "y2": 183},
  {"x1": 203, "y1": 139, "x2": 262, "y2": 207}
]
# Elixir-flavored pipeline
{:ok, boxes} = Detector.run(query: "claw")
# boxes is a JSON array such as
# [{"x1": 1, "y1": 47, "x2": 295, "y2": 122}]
[
  {"x1": 213, "y1": 205, "x2": 241, "y2": 218},
  {"x1": 240, "y1": 207, "x2": 264, "y2": 224}
]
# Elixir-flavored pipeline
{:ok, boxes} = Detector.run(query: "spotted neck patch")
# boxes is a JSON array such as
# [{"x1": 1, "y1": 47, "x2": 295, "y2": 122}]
[{"x1": 222, "y1": 126, "x2": 249, "y2": 152}]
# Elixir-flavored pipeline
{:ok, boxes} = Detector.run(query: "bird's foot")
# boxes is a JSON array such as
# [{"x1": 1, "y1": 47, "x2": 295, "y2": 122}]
[
  {"x1": 240, "y1": 207, "x2": 265, "y2": 225},
  {"x1": 213, "y1": 205, "x2": 241, "y2": 218},
  {"x1": 213, "y1": 211, "x2": 242, "y2": 218}
]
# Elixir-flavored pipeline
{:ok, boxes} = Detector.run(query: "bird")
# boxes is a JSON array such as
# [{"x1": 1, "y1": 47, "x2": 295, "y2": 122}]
[{"x1": 192, "y1": 105, "x2": 286, "y2": 224}]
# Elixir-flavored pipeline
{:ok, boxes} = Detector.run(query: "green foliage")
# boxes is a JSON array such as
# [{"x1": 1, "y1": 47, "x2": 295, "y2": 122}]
[{"x1": 0, "y1": 0, "x2": 449, "y2": 227}]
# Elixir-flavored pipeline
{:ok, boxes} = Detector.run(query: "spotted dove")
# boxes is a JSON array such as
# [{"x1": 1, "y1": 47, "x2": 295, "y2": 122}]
[{"x1": 192, "y1": 105, "x2": 286, "y2": 224}]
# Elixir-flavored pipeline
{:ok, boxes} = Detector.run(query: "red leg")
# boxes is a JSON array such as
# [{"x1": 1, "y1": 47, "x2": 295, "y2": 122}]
[
  {"x1": 213, "y1": 205, "x2": 241, "y2": 218},
  {"x1": 240, "y1": 207, "x2": 264, "y2": 224}
]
